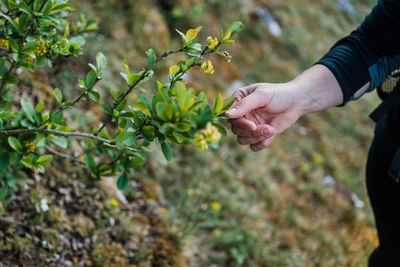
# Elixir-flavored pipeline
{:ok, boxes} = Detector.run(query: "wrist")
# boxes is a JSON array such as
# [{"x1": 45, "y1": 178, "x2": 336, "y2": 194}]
[{"x1": 289, "y1": 64, "x2": 344, "y2": 116}]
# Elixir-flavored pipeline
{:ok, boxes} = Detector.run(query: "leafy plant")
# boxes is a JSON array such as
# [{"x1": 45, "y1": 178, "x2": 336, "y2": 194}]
[{"x1": 0, "y1": 0, "x2": 244, "y2": 207}]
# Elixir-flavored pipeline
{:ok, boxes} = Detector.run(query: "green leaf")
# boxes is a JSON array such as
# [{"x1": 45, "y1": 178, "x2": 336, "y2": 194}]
[
  {"x1": 212, "y1": 122, "x2": 227, "y2": 136},
  {"x1": 21, "y1": 41, "x2": 38, "y2": 53},
  {"x1": 85, "y1": 70, "x2": 97, "y2": 88},
  {"x1": 84, "y1": 153, "x2": 96, "y2": 173},
  {"x1": 100, "y1": 104, "x2": 112, "y2": 115},
  {"x1": 21, "y1": 98, "x2": 35, "y2": 123},
  {"x1": 226, "y1": 21, "x2": 245, "y2": 37},
  {"x1": 50, "y1": 136, "x2": 68, "y2": 149},
  {"x1": 8, "y1": 136, "x2": 22, "y2": 152},
  {"x1": 37, "y1": 155, "x2": 53, "y2": 165},
  {"x1": 146, "y1": 48, "x2": 156, "y2": 69},
  {"x1": 4, "y1": 75, "x2": 18, "y2": 84},
  {"x1": 116, "y1": 131, "x2": 137, "y2": 149},
  {"x1": 0, "y1": 186, "x2": 8, "y2": 200},
  {"x1": 52, "y1": 3, "x2": 76, "y2": 13},
  {"x1": 54, "y1": 88, "x2": 63, "y2": 104},
  {"x1": 117, "y1": 173, "x2": 129, "y2": 190},
  {"x1": 0, "y1": 153, "x2": 10, "y2": 171},
  {"x1": 169, "y1": 65, "x2": 180, "y2": 77},
  {"x1": 161, "y1": 141, "x2": 172, "y2": 161},
  {"x1": 21, "y1": 155, "x2": 34, "y2": 168},
  {"x1": 222, "y1": 96, "x2": 236, "y2": 112},
  {"x1": 96, "y1": 52, "x2": 107, "y2": 73},
  {"x1": 176, "y1": 29, "x2": 187, "y2": 48},
  {"x1": 8, "y1": 0, "x2": 18, "y2": 9},
  {"x1": 88, "y1": 90, "x2": 100, "y2": 101},
  {"x1": 214, "y1": 93, "x2": 223, "y2": 114},
  {"x1": 35, "y1": 55, "x2": 47, "y2": 66},
  {"x1": 0, "y1": 14, "x2": 20, "y2": 33}
]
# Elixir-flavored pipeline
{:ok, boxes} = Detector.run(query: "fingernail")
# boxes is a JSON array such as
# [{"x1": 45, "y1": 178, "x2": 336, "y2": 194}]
[
  {"x1": 261, "y1": 128, "x2": 269, "y2": 136},
  {"x1": 226, "y1": 107, "x2": 237, "y2": 115}
]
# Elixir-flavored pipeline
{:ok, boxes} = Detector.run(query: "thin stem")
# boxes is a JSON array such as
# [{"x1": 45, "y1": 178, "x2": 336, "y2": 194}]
[
  {"x1": 0, "y1": 0, "x2": 49, "y2": 101},
  {"x1": 39, "y1": 78, "x2": 101, "y2": 127},
  {"x1": 93, "y1": 48, "x2": 184, "y2": 136},
  {"x1": 46, "y1": 146, "x2": 86, "y2": 167},
  {"x1": 0, "y1": 128, "x2": 142, "y2": 152}
]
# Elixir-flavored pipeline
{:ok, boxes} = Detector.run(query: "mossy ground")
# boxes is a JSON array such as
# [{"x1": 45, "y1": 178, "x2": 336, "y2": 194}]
[{"x1": 1, "y1": 0, "x2": 381, "y2": 266}]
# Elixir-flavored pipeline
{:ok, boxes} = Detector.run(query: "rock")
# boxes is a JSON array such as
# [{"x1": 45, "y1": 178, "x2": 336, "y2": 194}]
[
  {"x1": 256, "y1": 8, "x2": 282, "y2": 37},
  {"x1": 336, "y1": 0, "x2": 356, "y2": 15},
  {"x1": 351, "y1": 192, "x2": 365, "y2": 209}
]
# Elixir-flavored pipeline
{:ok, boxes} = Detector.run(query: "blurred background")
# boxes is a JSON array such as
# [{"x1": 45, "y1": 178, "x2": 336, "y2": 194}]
[{"x1": 1, "y1": 0, "x2": 381, "y2": 266}]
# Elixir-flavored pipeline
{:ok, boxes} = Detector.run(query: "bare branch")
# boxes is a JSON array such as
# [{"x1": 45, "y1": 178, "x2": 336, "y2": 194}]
[{"x1": 45, "y1": 146, "x2": 86, "y2": 166}]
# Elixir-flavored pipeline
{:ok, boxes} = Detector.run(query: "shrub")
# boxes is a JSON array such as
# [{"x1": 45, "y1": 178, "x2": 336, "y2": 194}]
[{"x1": 0, "y1": 0, "x2": 243, "y2": 209}]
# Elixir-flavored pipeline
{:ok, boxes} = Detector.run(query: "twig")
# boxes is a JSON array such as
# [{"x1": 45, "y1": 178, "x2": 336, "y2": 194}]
[
  {"x1": 0, "y1": 0, "x2": 50, "y2": 101},
  {"x1": 39, "y1": 78, "x2": 101, "y2": 127},
  {"x1": 45, "y1": 146, "x2": 86, "y2": 166},
  {"x1": 93, "y1": 48, "x2": 184, "y2": 136},
  {"x1": 0, "y1": 127, "x2": 142, "y2": 152}
]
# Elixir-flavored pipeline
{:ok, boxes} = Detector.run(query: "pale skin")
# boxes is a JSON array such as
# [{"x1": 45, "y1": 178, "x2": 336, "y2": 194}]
[{"x1": 226, "y1": 64, "x2": 370, "y2": 152}]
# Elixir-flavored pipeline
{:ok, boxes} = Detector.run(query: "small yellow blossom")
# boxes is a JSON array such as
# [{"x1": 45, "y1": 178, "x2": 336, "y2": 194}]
[
  {"x1": 0, "y1": 38, "x2": 9, "y2": 49},
  {"x1": 107, "y1": 199, "x2": 119, "y2": 209},
  {"x1": 213, "y1": 229, "x2": 222, "y2": 237},
  {"x1": 14, "y1": 18, "x2": 19, "y2": 24},
  {"x1": 24, "y1": 141, "x2": 36, "y2": 153},
  {"x1": 35, "y1": 41, "x2": 48, "y2": 56},
  {"x1": 200, "y1": 60, "x2": 214, "y2": 74},
  {"x1": 223, "y1": 51, "x2": 232, "y2": 63},
  {"x1": 194, "y1": 123, "x2": 222, "y2": 150},
  {"x1": 207, "y1": 36, "x2": 219, "y2": 50},
  {"x1": 300, "y1": 162, "x2": 311, "y2": 172},
  {"x1": 211, "y1": 201, "x2": 221, "y2": 211},
  {"x1": 187, "y1": 188, "x2": 195, "y2": 196},
  {"x1": 26, "y1": 56, "x2": 34, "y2": 64},
  {"x1": 312, "y1": 153, "x2": 324, "y2": 164},
  {"x1": 194, "y1": 132, "x2": 208, "y2": 150},
  {"x1": 205, "y1": 123, "x2": 222, "y2": 143}
]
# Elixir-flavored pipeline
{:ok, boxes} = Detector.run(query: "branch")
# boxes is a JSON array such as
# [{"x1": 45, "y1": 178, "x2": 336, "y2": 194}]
[
  {"x1": 45, "y1": 146, "x2": 86, "y2": 166},
  {"x1": 39, "y1": 78, "x2": 101, "y2": 127},
  {"x1": 93, "y1": 48, "x2": 184, "y2": 136},
  {"x1": 0, "y1": 0, "x2": 50, "y2": 101},
  {"x1": 0, "y1": 127, "x2": 141, "y2": 153}
]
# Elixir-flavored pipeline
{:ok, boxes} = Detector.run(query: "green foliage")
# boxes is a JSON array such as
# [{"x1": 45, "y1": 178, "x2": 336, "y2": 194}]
[{"x1": 0, "y1": 0, "x2": 243, "y2": 206}]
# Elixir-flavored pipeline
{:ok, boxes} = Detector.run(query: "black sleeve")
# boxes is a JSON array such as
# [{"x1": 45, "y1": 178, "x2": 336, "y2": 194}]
[{"x1": 316, "y1": 0, "x2": 400, "y2": 103}]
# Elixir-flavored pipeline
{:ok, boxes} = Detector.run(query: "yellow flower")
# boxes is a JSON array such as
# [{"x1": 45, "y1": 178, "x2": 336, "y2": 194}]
[
  {"x1": 194, "y1": 123, "x2": 222, "y2": 150},
  {"x1": 211, "y1": 201, "x2": 221, "y2": 211},
  {"x1": 24, "y1": 141, "x2": 36, "y2": 153},
  {"x1": 187, "y1": 188, "x2": 195, "y2": 196},
  {"x1": 194, "y1": 132, "x2": 208, "y2": 150},
  {"x1": 205, "y1": 123, "x2": 222, "y2": 143},
  {"x1": 223, "y1": 51, "x2": 232, "y2": 63},
  {"x1": 107, "y1": 199, "x2": 119, "y2": 209},
  {"x1": 207, "y1": 36, "x2": 219, "y2": 50},
  {"x1": 0, "y1": 38, "x2": 9, "y2": 49},
  {"x1": 213, "y1": 229, "x2": 222, "y2": 237},
  {"x1": 26, "y1": 56, "x2": 34, "y2": 64},
  {"x1": 312, "y1": 153, "x2": 324, "y2": 164},
  {"x1": 200, "y1": 60, "x2": 214, "y2": 74},
  {"x1": 35, "y1": 41, "x2": 48, "y2": 56}
]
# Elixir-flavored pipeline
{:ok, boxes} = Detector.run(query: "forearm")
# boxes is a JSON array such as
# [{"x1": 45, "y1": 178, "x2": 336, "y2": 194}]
[{"x1": 290, "y1": 64, "x2": 369, "y2": 115}]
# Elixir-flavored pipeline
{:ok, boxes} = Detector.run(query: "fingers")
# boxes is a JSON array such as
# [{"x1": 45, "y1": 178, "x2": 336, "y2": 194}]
[
  {"x1": 226, "y1": 89, "x2": 269, "y2": 119},
  {"x1": 229, "y1": 117, "x2": 257, "y2": 132},
  {"x1": 232, "y1": 84, "x2": 259, "y2": 100},
  {"x1": 231, "y1": 123, "x2": 275, "y2": 137},
  {"x1": 237, "y1": 135, "x2": 268, "y2": 145},
  {"x1": 250, "y1": 135, "x2": 275, "y2": 152}
]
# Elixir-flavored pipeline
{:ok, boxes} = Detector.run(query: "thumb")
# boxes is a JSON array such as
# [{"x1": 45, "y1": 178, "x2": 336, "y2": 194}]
[{"x1": 226, "y1": 91, "x2": 267, "y2": 118}]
